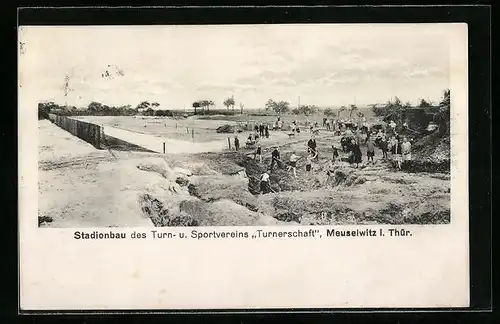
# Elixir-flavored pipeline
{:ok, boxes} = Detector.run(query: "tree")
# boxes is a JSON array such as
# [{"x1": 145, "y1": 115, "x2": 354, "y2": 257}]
[
  {"x1": 144, "y1": 108, "x2": 155, "y2": 116},
  {"x1": 88, "y1": 101, "x2": 104, "y2": 114},
  {"x1": 223, "y1": 97, "x2": 235, "y2": 110},
  {"x1": 324, "y1": 107, "x2": 336, "y2": 117},
  {"x1": 38, "y1": 101, "x2": 58, "y2": 119},
  {"x1": 299, "y1": 104, "x2": 318, "y2": 116},
  {"x1": 192, "y1": 101, "x2": 201, "y2": 114},
  {"x1": 418, "y1": 98, "x2": 432, "y2": 108},
  {"x1": 348, "y1": 104, "x2": 358, "y2": 118},
  {"x1": 265, "y1": 99, "x2": 289, "y2": 115},
  {"x1": 136, "y1": 101, "x2": 150, "y2": 110},
  {"x1": 338, "y1": 106, "x2": 347, "y2": 118},
  {"x1": 436, "y1": 89, "x2": 450, "y2": 135},
  {"x1": 393, "y1": 96, "x2": 402, "y2": 107},
  {"x1": 151, "y1": 102, "x2": 160, "y2": 109}
]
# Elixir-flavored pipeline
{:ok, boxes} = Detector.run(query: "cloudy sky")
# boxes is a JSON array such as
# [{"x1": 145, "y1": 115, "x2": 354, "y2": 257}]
[{"x1": 20, "y1": 24, "x2": 453, "y2": 109}]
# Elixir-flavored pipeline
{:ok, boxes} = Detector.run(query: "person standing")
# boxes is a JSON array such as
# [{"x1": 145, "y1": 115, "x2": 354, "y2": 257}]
[
  {"x1": 259, "y1": 170, "x2": 271, "y2": 194},
  {"x1": 394, "y1": 138, "x2": 403, "y2": 169},
  {"x1": 307, "y1": 136, "x2": 318, "y2": 160},
  {"x1": 265, "y1": 124, "x2": 270, "y2": 138},
  {"x1": 288, "y1": 151, "x2": 301, "y2": 178},
  {"x1": 380, "y1": 133, "x2": 388, "y2": 160},
  {"x1": 331, "y1": 146, "x2": 339, "y2": 162},
  {"x1": 270, "y1": 146, "x2": 281, "y2": 171},
  {"x1": 366, "y1": 138, "x2": 375, "y2": 164},
  {"x1": 278, "y1": 119, "x2": 283, "y2": 131},
  {"x1": 401, "y1": 136, "x2": 412, "y2": 166},
  {"x1": 234, "y1": 136, "x2": 240, "y2": 151},
  {"x1": 305, "y1": 150, "x2": 317, "y2": 172},
  {"x1": 351, "y1": 139, "x2": 362, "y2": 168},
  {"x1": 326, "y1": 119, "x2": 331, "y2": 131},
  {"x1": 254, "y1": 144, "x2": 262, "y2": 163}
]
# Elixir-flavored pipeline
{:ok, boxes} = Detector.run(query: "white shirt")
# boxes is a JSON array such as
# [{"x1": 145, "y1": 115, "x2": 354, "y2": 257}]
[
  {"x1": 261, "y1": 173, "x2": 270, "y2": 182},
  {"x1": 402, "y1": 141, "x2": 411, "y2": 154}
]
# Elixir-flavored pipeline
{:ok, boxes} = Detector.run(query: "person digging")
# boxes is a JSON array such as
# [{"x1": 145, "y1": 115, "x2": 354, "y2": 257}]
[
  {"x1": 287, "y1": 151, "x2": 302, "y2": 178},
  {"x1": 270, "y1": 146, "x2": 281, "y2": 171},
  {"x1": 259, "y1": 170, "x2": 271, "y2": 194}
]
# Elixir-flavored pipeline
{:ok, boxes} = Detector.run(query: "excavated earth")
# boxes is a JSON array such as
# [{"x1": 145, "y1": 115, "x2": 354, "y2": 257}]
[{"x1": 39, "y1": 119, "x2": 450, "y2": 227}]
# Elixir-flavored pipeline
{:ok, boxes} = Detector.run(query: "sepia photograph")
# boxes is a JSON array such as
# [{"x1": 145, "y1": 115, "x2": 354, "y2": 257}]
[
  {"x1": 18, "y1": 17, "x2": 472, "y2": 311},
  {"x1": 32, "y1": 24, "x2": 452, "y2": 228}
]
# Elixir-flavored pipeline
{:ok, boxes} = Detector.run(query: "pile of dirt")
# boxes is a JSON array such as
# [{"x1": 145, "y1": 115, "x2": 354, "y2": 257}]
[
  {"x1": 139, "y1": 193, "x2": 197, "y2": 226},
  {"x1": 412, "y1": 131, "x2": 450, "y2": 161},
  {"x1": 216, "y1": 124, "x2": 242, "y2": 133},
  {"x1": 187, "y1": 174, "x2": 258, "y2": 211}
]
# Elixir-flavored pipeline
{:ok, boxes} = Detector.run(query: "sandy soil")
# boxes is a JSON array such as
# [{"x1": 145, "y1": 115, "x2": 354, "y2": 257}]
[{"x1": 39, "y1": 120, "x2": 156, "y2": 227}]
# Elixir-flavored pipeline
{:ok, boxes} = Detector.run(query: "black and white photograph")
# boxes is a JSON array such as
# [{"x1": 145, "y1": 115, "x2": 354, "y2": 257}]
[{"x1": 32, "y1": 24, "x2": 452, "y2": 228}]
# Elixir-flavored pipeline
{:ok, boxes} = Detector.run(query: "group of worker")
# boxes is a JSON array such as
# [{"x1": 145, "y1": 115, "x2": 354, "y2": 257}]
[{"x1": 242, "y1": 118, "x2": 414, "y2": 195}]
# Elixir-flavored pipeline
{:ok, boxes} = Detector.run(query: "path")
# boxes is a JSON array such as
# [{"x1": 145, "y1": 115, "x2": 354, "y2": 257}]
[{"x1": 102, "y1": 125, "x2": 229, "y2": 154}]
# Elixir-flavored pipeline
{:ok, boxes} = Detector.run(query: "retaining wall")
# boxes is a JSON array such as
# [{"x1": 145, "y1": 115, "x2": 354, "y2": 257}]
[{"x1": 48, "y1": 114, "x2": 104, "y2": 149}]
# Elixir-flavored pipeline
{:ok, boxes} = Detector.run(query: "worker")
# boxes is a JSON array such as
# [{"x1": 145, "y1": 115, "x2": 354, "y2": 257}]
[
  {"x1": 331, "y1": 146, "x2": 339, "y2": 162},
  {"x1": 307, "y1": 136, "x2": 318, "y2": 161},
  {"x1": 287, "y1": 151, "x2": 301, "y2": 178},
  {"x1": 234, "y1": 136, "x2": 240, "y2": 151},
  {"x1": 326, "y1": 158, "x2": 337, "y2": 178},
  {"x1": 254, "y1": 144, "x2": 262, "y2": 163},
  {"x1": 259, "y1": 170, "x2": 271, "y2": 194},
  {"x1": 305, "y1": 150, "x2": 317, "y2": 172},
  {"x1": 270, "y1": 146, "x2": 281, "y2": 171}
]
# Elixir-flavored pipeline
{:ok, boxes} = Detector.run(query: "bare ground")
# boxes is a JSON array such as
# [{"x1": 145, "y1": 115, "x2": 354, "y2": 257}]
[{"x1": 38, "y1": 119, "x2": 450, "y2": 227}]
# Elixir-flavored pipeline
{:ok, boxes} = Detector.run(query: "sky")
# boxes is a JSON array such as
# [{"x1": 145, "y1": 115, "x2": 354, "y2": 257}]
[{"x1": 19, "y1": 24, "x2": 453, "y2": 109}]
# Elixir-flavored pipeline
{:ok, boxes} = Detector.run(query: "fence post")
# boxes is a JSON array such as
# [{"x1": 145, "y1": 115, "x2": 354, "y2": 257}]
[
  {"x1": 192, "y1": 129, "x2": 194, "y2": 139},
  {"x1": 163, "y1": 142, "x2": 166, "y2": 154},
  {"x1": 228, "y1": 137, "x2": 231, "y2": 150}
]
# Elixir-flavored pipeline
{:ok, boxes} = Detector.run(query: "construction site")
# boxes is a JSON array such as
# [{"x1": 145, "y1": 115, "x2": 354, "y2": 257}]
[{"x1": 38, "y1": 106, "x2": 451, "y2": 228}]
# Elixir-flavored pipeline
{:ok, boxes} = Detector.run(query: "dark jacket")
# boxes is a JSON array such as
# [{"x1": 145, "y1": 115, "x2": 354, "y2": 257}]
[{"x1": 307, "y1": 139, "x2": 317, "y2": 150}]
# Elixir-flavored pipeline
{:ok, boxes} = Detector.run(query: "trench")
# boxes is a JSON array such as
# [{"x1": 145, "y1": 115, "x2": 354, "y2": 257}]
[{"x1": 229, "y1": 151, "x2": 450, "y2": 225}]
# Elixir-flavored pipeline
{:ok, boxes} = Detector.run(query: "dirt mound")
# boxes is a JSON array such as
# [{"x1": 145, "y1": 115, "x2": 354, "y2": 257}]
[
  {"x1": 216, "y1": 124, "x2": 244, "y2": 133},
  {"x1": 187, "y1": 175, "x2": 258, "y2": 211},
  {"x1": 139, "y1": 194, "x2": 197, "y2": 226},
  {"x1": 179, "y1": 199, "x2": 280, "y2": 226},
  {"x1": 412, "y1": 131, "x2": 450, "y2": 161}
]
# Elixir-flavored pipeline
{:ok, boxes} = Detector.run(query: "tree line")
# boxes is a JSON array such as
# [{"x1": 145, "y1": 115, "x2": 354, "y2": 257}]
[{"x1": 38, "y1": 100, "x2": 180, "y2": 120}]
